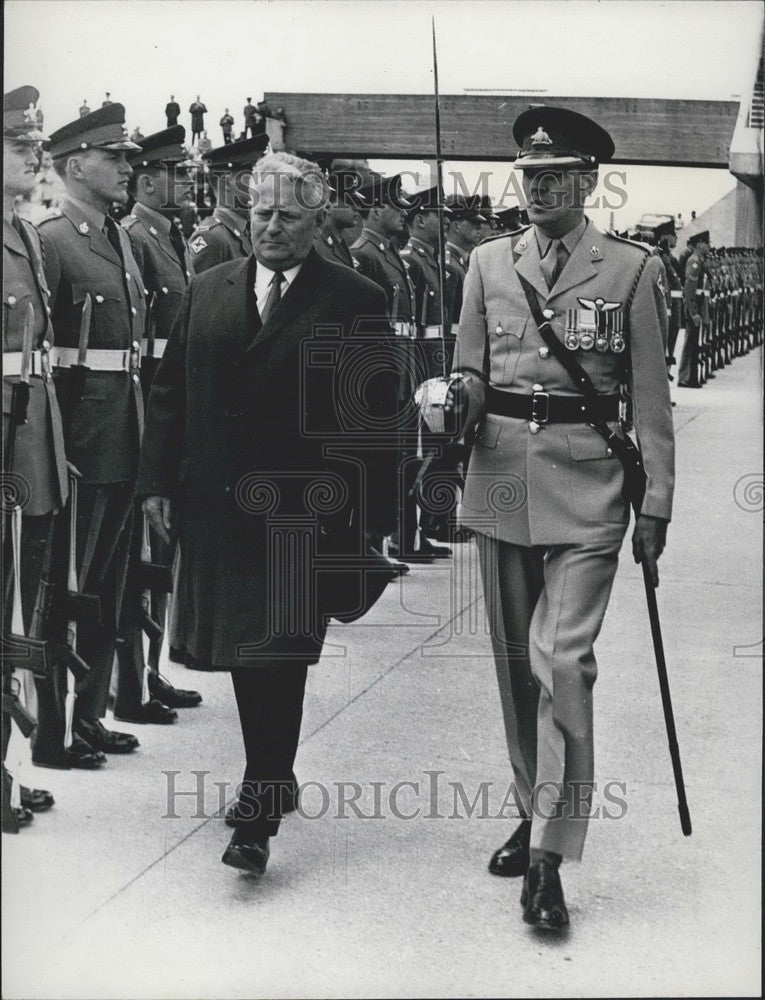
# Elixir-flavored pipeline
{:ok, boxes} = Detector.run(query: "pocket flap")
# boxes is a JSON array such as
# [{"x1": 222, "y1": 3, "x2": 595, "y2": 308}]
[
  {"x1": 72, "y1": 282, "x2": 122, "y2": 305},
  {"x1": 567, "y1": 428, "x2": 616, "y2": 461},
  {"x1": 487, "y1": 312, "x2": 527, "y2": 340},
  {"x1": 475, "y1": 417, "x2": 501, "y2": 449}
]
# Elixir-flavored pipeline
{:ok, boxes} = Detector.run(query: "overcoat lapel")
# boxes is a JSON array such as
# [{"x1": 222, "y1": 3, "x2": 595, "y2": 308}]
[
  {"x1": 246, "y1": 248, "x2": 327, "y2": 353},
  {"x1": 224, "y1": 255, "x2": 258, "y2": 351}
]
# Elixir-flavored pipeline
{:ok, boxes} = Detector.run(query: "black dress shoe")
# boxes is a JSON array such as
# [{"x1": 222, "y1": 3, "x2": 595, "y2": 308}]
[
  {"x1": 390, "y1": 559, "x2": 410, "y2": 576},
  {"x1": 148, "y1": 672, "x2": 202, "y2": 709},
  {"x1": 521, "y1": 861, "x2": 570, "y2": 931},
  {"x1": 418, "y1": 537, "x2": 452, "y2": 558},
  {"x1": 387, "y1": 545, "x2": 435, "y2": 565},
  {"x1": 33, "y1": 734, "x2": 107, "y2": 770},
  {"x1": 168, "y1": 645, "x2": 187, "y2": 664},
  {"x1": 20, "y1": 785, "x2": 55, "y2": 811},
  {"x1": 488, "y1": 820, "x2": 531, "y2": 877},
  {"x1": 225, "y1": 780, "x2": 299, "y2": 827},
  {"x1": 677, "y1": 381, "x2": 701, "y2": 389},
  {"x1": 75, "y1": 718, "x2": 139, "y2": 754},
  {"x1": 222, "y1": 829, "x2": 270, "y2": 875},
  {"x1": 114, "y1": 698, "x2": 178, "y2": 725}
]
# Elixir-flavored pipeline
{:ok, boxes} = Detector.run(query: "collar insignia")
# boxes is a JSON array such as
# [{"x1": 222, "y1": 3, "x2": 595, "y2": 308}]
[
  {"x1": 78, "y1": 221, "x2": 89, "y2": 235},
  {"x1": 149, "y1": 226, "x2": 158, "y2": 236}
]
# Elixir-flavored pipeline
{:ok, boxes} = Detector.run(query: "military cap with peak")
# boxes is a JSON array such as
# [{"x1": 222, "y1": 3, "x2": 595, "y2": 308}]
[
  {"x1": 48, "y1": 102, "x2": 140, "y2": 159},
  {"x1": 513, "y1": 105, "x2": 615, "y2": 170},
  {"x1": 4, "y1": 85, "x2": 47, "y2": 142},
  {"x1": 477, "y1": 194, "x2": 499, "y2": 221},
  {"x1": 496, "y1": 206, "x2": 524, "y2": 230},
  {"x1": 355, "y1": 174, "x2": 413, "y2": 209},
  {"x1": 407, "y1": 185, "x2": 449, "y2": 218},
  {"x1": 687, "y1": 230, "x2": 710, "y2": 247},
  {"x1": 653, "y1": 219, "x2": 676, "y2": 241},
  {"x1": 444, "y1": 193, "x2": 483, "y2": 221},
  {"x1": 127, "y1": 125, "x2": 189, "y2": 168},
  {"x1": 328, "y1": 169, "x2": 367, "y2": 209},
  {"x1": 203, "y1": 133, "x2": 269, "y2": 172}
]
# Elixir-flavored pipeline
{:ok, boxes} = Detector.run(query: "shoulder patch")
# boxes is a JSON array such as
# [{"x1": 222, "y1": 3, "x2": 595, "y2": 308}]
[
  {"x1": 688, "y1": 260, "x2": 700, "y2": 276},
  {"x1": 189, "y1": 235, "x2": 208, "y2": 254}
]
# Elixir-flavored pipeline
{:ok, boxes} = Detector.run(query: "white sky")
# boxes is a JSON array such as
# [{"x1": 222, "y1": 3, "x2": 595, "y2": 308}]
[{"x1": 4, "y1": 0, "x2": 763, "y2": 227}]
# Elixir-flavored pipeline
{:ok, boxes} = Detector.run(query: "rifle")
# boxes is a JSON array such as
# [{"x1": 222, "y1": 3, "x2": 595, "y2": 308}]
[
  {"x1": 2, "y1": 306, "x2": 51, "y2": 677},
  {"x1": 2, "y1": 689, "x2": 37, "y2": 740}
]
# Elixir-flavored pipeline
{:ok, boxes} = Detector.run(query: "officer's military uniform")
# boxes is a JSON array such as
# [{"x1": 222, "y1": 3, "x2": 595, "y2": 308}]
[
  {"x1": 187, "y1": 134, "x2": 269, "y2": 274},
  {"x1": 652, "y1": 220, "x2": 683, "y2": 372},
  {"x1": 39, "y1": 104, "x2": 146, "y2": 749},
  {"x1": 3, "y1": 88, "x2": 73, "y2": 801},
  {"x1": 115, "y1": 126, "x2": 200, "y2": 720},
  {"x1": 314, "y1": 230, "x2": 354, "y2": 268},
  {"x1": 454, "y1": 109, "x2": 674, "y2": 885},
  {"x1": 677, "y1": 231, "x2": 708, "y2": 387}
]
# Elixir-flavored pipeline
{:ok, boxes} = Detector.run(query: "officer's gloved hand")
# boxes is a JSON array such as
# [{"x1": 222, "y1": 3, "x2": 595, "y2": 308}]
[
  {"x1": 143, "y1": 495, "x2": 173, "y2": 545},
  {"x1": 632, "y1": 515, "x2": 668, "y2": 587},
  {"x1": 443, "y1": 380, "x2": 466, "y2": 414}
]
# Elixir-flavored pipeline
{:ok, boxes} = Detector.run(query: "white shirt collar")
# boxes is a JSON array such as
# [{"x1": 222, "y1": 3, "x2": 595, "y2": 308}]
[{"x1": 253, "y1": 259, "x2": 302, "y2": 306}]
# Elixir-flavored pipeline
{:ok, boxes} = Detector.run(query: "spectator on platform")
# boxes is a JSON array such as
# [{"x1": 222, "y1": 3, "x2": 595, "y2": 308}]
[
  {"x1": 165, "y1": 94, "x2": 181, "y2": 127},
  {"x1": 79, "y1": 98, "x2": 90, "y2": 117},
  {"x1": 189, "y1": 95, "x2": 207, "y2": 144},
  {"x1": 102, "y1": 91, "x2": 113, "y2": 106},
  {"x1": 220, "y1": 109, "x2": 234, "y2": 144}
]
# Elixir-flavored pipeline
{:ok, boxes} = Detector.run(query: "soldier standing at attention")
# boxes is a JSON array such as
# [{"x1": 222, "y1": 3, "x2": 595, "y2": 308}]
[
  {"x1": 313, "y1": 171, "x2": 363, "y2": 268},
  {"x1": 116, "y1": 126, "x2": 202, "y2": 721},
  {"x1": 187, "y1": 134, "x2": 269, "y2": 274},
  {"x1": 38, "y1": 103, "x2": 146, "y2": 758},
  {"x1": 652, "y1": 219, "x2": 683, "y2": 386},
  {"x1": 165, "y1": 95, "x2": 180, "y2": 128},
  {"x1": 444, "y1": 194, "x2": 484, "y2": 336},
  {"x1": 446, "y1": 107, "x2": 674, "y2": 931},
  {"x1": 677, "y1": 230, "x2": 710, "y2": 388}
]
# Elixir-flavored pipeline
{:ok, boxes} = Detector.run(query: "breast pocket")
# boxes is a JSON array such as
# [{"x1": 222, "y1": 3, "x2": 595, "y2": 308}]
[
  {"x1": 486, "y1": 311, "x2": 528, "y2": 384},
  {"x1": 73, "y1": 282, "x2": 127, "y2": 348}
]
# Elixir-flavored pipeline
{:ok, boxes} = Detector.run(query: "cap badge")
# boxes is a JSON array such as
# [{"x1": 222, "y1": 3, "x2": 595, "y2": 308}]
[
  {"x1": 23, "y1": 106, "x2": 37, "y2": 124},
  {"x1": 531, "y1": 126, "x2": 553, "y2": 146},
  {"x1": 78, "y1": 222, "x2": 90, "y2": 235}
]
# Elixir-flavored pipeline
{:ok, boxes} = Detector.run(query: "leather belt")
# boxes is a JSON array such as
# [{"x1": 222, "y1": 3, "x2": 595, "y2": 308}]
[
  {"x1": 4, "y1": 349, "x2": 50, "y2": 377},
  {"x1": 141, "y1": 338, "x2": 168, "y2": 359},
  {"x1": 51, "y1": 345, "x2": 141, "y2": 372},
  {"x1": 486, "y1": 386, "x2": 621, "y2": 425}
]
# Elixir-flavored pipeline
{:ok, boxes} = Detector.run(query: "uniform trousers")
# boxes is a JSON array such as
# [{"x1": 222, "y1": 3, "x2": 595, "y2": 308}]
[
  {"x1": 477, "y1": 533, "x2": 622, "y2": 861},
  {"x1": 230, "y1": 663, "x2": 308, "y2": 839},
  {"x1": 678, "y1": 319, "x2": 701, "y2": 386}
]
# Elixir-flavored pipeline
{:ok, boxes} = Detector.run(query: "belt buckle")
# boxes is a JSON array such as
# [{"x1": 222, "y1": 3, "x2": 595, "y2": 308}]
[
  {"x1": 531, "y1": 390, "x2": 550, "y2": 425},
  {"x1": 129, "y1": 341, "x2": 141, "y2": 373}
]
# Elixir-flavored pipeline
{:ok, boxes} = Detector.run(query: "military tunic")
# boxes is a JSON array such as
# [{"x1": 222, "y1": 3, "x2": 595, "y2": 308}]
[
  {"x1": 444, "y1": 240, "x2": 469, "y2": 334},
  {"x1": 350, "y1": 227, "x2": 415, "y2": 330},
  {"x1": 678, "y1": 248, "x2": 705, "y2": 386},
  {"x1": 188, "y1": 207, "x2": 251, "y2": 274},
  {"x1": 313, "y1": 230, "x2": 354, "y2": 269}
]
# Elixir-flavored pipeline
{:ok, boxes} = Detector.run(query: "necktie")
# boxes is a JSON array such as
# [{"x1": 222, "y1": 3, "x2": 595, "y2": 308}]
[
  {"x1": 169, "y1": 221, "x2": 188, "y2": 276},
  {"x1": 259, "y1": 271, "x2": 284, "y2": 325},
  {"x1": 540, "y1": 238, "x2": 568, "y2": 290},
  {"x1": 103, "y1": 215, "x2": 124, "y2": 263}
]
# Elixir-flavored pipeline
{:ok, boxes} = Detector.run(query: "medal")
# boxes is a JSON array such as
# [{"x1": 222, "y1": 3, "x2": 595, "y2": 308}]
[
  {"x1": 565, "y1": 331, "x2": 580, "y2": 350},
  {"x1": 579, "y1": 332, "x2": 595, "y2": 350},
  {"x1": 595, "y1": 335, "x2": 609, "y2": 352},
  {"x1": 610, "y1": 334, "x2": 626, "y2": 353}
]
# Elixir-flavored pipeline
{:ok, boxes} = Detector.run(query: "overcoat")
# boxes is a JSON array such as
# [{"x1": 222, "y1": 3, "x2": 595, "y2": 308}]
[
  {"x1": 135, "y1": 249, "x2": 397, "y2": 669},
  {"x1": 456, "y1": 220, "x2": 675, "y2": 547}
]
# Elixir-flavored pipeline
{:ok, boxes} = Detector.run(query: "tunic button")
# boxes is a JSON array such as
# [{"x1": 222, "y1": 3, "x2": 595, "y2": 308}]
[
  {"x1": 125, "y1": 272, "x2": 131, "y2": 280},
  {"x1": 42, "y1": 340, "x2": 51, "y2": 351},
  {"x1": 532, "y1": 383, "x2": 544, "y2": 392},
  {"x1": 132, "y1": 373, "x2": 140, "y2": 384},
  {"x1": 131, "y1": 307, "x2": 137, "y2": 315},
  {"x1": 162, "y1": 286, "x2": 168, "y2": 294},
  {"x1": 95, "y1": 295, "x2": 104, "y2": 303},
  {"x1": 495, "y1": 324, "x2": 503, "y2": 334},
  {"x1": 543, "y1": 308, "x2": 554, "y2": 320},
  {"x1": 538, "y1": 347, "x2": 550, "y2": 359},
  {"x1": 529, "y1": 421, "x2": 540, "y2": 434},
  {"x1": 7, "y1": 296, "x2": 16, "y2": 306},
  {"x1": 132, "y1": 341, "x2": 140, "y2": 351},
  {"x1": 606, "y1": 447, "x2": 613, "y2": 456}
]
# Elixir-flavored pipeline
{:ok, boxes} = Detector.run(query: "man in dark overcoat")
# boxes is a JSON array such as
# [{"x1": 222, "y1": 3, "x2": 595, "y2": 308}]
[{"x1": 137, "y1": 152, "x2": 397, "y2": 876}]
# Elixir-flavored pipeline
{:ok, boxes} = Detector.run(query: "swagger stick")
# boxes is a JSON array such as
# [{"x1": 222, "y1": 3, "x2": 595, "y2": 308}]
[{"x1": 432, "y1": 17, "x2": 448, "y2": 372}]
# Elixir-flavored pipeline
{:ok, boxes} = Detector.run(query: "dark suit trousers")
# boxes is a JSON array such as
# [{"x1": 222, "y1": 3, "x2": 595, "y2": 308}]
[{"x1": 230, "y1": 663, "x2": 308, "y2": 839}]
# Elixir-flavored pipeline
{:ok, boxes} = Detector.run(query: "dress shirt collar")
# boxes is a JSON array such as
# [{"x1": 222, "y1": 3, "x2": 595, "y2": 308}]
[
  {"x1": 534, "y1": 215, "x2": 588, "y2": 258},
  {"x1": 253, "y1": 259, "x2": 302, "y2": 306}
]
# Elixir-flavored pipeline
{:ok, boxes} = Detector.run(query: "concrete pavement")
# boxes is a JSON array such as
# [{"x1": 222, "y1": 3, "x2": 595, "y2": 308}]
[{"x1": 3, "y1": 349, "x2": 761, "y2": 998}]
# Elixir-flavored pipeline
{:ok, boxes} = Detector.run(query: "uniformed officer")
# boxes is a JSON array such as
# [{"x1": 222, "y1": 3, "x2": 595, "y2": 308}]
[
  {"x1": 477, "y1": 194, "x2": 499, "y2": 243},
  {"x1": 187, "y1": 134, "x2": 270, "y2": 274},
  {"x1": 350, "y1": 175, "x2": 423, "y2": 561},
  {"x1": 3, "y1": 87, "x2": 75, "y2": 820},
  {"x1": 677, "y1": 230, "x2": 710, "y2": 388},
  {"x1": 400, "y1": 185, "x2": 456, "y2": 557},
  {"x1": 38, "y1": 103, "x2": 146, "y2": 758},
  {"x1": 116, "y1": 126, "x2": 202, "y2": 720},
  {"x1": 312, "y1": 171, "x2": 364, "y2": 268},
  {"x1": 652, "y1": 219, "x2": 683, "y2": 382},
  {"x1": 447, "y1": 106, "x2": 674, "y2": 930},
  {"x1": 444, "y1": 194, "x2": 484, "y2": 335}
]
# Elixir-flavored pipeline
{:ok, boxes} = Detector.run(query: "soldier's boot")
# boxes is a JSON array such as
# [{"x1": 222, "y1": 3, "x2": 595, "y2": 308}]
[{"x1": 113, "y1": 626, "x2": 177, "y2": 724}]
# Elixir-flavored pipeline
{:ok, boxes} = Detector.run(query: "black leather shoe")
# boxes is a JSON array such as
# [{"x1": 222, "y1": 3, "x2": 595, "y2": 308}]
[
  {"x1": 33, "y1": 734, "x2": 107, "y2": 770},
  {"x1": 114, "y1": 698, "x2": 178, "y2": 724},
  {"x1": 20, "y1": 785, "x2": 55, "y2": 811},
  {"x1": 418, "y1": 537, "x2": 452, "y2": 559},
  {"x1": 148, "y1": 672, "x2": 202, "y2": 709},
  {"x1": 390, "y1": 559, "x2": 410, "y2": 576},
  {"x1": 222, "y1": 829, "x2": 270, "y2": 876},
  {"x1": 387, "y1": 545, "x2": 435, "y2": 565},
  {"x1": 677, "y1": 381, "x2": 701, "y2": 389},
  {"x1": 521, "y1": 861, "x2": 570, "y2": 931},
  {"x1": 488, "y1": 820, "x2": 531, "y2": 877},
  {"x1": 75, "y1": 718, "x2": 139, "y2": 754},
  {"x1": 225, "y1": 780, "x2": 299, "y2": 827}
]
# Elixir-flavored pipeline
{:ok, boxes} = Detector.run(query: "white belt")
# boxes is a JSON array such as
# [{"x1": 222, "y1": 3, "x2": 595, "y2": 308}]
[
  {"x1": 52, "y1": 346, "x2": 139, "y2": 372},
  {"x1": 424, "y1": 325, "x2": 443, "y2": 339},
  {"x1": 3, "y1": 349, "x2": 50, "y2": 377},
  {"x1": 702, "y1": 289, "x2": 711, "y2": 297},
  {"x1": 670, "y1": 290, "x2": 682, "y2": 299},
  {"x1": 451, "y1": 323, "x2": 460, "y2": 337},
  {"x1": 393, "y1": 321, "x2": 414, "y2": 338},
  {"x1": 141, "y1": 338, "x2": 168, "y2": 359}
]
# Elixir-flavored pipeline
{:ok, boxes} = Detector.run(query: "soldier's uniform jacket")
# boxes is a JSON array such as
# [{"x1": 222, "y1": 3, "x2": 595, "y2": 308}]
[
  {"x1": 455, "y1": 220, "x2": 674, "y2": 546},
  {"x1": 122, "y1": 202, "x2": 192, "y2": 341},
  {"x1": 445, "y1": 240, "x2": 469, "y2": 329},
  {"x1": 350, "y1": 227, "x2": 416, "y2": 329},
  {"x1": 313, "y1": 230, "x2": 354, "y2": 269},
  {"x1": 39, "y1": 198, "x2": 146, "y2": 484},
  {"x1": 653, "y1": 244, "x2": 683, "y2": 335},
  {"x1": 188, "y1": 207, "x2": 251, "y2": 274},
  {"x1": 3, "y1": 214, "x2": 68, "y2": 514},
  {"x1": 683, "y1": 249, "x2": 705, "y2": 326},
  {"x1": 400, "y1": 237, "x2": 447, "y2": 333}
]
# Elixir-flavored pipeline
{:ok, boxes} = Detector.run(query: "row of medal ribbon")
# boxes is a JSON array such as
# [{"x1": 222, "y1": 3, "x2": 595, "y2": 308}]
[{"x1": 564, "y1": 308, "x2": 625, "y2": 353}]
